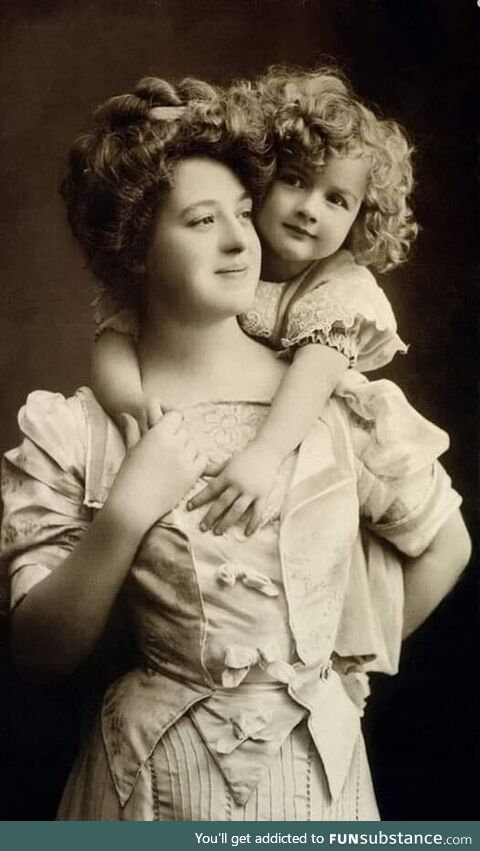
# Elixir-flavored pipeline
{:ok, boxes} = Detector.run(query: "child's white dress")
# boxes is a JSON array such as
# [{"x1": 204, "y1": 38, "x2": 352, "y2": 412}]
[{"x1": 95, "y1": 248, "x2": 449, "y2": 478}]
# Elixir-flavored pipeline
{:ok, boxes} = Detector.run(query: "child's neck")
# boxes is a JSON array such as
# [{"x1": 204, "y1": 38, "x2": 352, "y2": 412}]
[{"x1": 261, "y1": 247, "x2": 312, "y2": 284}]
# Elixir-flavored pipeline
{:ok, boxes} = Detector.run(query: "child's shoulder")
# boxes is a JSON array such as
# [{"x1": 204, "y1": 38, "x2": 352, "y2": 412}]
[{"x1": 305, "y1": 250, "x2": 377, "y2": 293}]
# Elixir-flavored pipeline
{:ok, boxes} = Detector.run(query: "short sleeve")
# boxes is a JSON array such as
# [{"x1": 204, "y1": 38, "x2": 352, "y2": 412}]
[
  {"x1": 1, "y1": 391, "x2": 92, "y2": 610},
  {"x1": 282, "y1": 251, "x2": 407, "y2": 372},
  {"x1": 92, "y1": 292, "x2": 139, "y2": 341},
  {"x1": 357, "y1": 458, "x2": 462, "y2": 558}
]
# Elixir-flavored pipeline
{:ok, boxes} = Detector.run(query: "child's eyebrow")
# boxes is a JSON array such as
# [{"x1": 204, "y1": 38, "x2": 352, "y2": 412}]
[{"x1": 331, "y1": 185, "x2": 360, "y2": 204}]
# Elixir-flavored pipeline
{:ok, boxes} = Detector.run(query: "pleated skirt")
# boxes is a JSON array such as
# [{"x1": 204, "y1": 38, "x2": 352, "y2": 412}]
[{"x1": 57, "y1": 714, "x2": 379, "y2": 821}]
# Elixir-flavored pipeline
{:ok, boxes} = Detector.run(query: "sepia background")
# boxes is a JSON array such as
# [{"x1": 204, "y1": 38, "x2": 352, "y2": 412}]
[{"x1": 0, "y1": 0, "x2": 477, "y2": 820}]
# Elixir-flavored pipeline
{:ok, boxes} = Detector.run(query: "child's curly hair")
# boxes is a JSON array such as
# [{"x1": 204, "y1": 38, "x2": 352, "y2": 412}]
[
  {"x1": 61, "y1": 76, "x2": 271, "y2": 310},
  {"x1": 253, "y1": 66, "x2": 418, "y2": 271}
]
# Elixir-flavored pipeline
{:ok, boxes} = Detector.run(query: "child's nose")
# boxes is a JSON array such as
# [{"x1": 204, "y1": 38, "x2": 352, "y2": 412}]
[{"x1": 296, "y1": 190, "x2": 321, "y2": 222}]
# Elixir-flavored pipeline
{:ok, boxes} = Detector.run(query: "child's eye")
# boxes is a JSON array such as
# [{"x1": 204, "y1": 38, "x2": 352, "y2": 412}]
[
  {"x1": 238, "y1": 208, "x2": 253, "y2": 221},
  {"x1": 328, "y1": 193, "x2": 348, "y2": 209},
  {"x1": 279, "y1": 172, "x2": 305, "y2": 189}
]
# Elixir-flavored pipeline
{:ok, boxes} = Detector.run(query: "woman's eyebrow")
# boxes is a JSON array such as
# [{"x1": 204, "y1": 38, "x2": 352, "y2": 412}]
[
  {"x1": 180, "y1": 200, "x2": 216, "y2": 217},
  {"x1": 180, "y1": 190, "x2": 252, "y2": 218}
]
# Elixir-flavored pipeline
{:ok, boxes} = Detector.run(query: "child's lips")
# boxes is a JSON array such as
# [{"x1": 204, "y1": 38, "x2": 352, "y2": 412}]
[{"x1": 283, "y1": 222, "x2": 316, "y2": 239}]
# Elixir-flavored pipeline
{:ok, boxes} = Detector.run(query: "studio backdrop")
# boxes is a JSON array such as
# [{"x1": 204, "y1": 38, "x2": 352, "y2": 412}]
[{"x1": 0, "y1": 0, "x2": 477, "y2": 821}]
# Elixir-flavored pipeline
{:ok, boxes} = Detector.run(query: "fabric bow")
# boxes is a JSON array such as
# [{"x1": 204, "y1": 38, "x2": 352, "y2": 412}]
[
  {"x1": 215, "y1": 710, "x2": 275, "y2": 755},
  {"x1": 216, "y1": 562, "x2": 279, "y2": 597},
  {"x1": 221, "y1": 642, "x2": 296, "y2": 688}
]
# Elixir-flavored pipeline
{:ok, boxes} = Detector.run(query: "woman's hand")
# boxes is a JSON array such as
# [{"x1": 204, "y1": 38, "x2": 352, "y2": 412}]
[
  {"x1": 187, "y1": 439, "x2": 284, "y2": 536},
  {"x1": 107, "y1": 408, "x2": 207, "y2": 538}
]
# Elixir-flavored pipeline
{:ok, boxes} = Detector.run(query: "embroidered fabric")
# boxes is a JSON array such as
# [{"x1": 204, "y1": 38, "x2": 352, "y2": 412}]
[
  {"x1": 1, "y1": 389, "x2": 461, "y2": 815},
  {"x1": 238, "y1": 281, "x2": 284, "y2": 341}
]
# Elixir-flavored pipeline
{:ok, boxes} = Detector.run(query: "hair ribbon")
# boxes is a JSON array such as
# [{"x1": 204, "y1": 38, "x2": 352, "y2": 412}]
[{"x1": 149, "y1": 106, "x2": 186, "y2": 121}]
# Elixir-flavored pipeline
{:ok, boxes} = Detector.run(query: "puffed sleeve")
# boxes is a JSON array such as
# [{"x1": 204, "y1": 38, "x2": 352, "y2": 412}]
[
  {"x1": 1, "y1": 391, "x2": 92, "y2": 611},
  {"x1": 356, "y1": 458, "x2": 462, "y2": 558},
  {"x1": 92, "y1": 291, "x2": 139, "y2": 341},
  {"x1": 335, "y1": 401, "x2": 461, "y2": 678},
  {"x1": 281, "y1": 250, "x2": 407, "y2": 371}
]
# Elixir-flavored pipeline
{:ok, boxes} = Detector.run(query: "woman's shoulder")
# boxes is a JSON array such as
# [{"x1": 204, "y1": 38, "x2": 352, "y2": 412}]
[
  {"x1": 15, "y1": 389, "x2": 88, "y2": 468},
  {"x1": 6, "y1": 388, "x2": 123, "y2": 504}
]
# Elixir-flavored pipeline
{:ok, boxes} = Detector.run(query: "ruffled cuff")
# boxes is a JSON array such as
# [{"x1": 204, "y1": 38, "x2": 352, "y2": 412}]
[
  {"x1": 293, "y1": 327, "x2": 359, "y2": 366},
  {"x1": 280, "y1": 255, "x2": 407, "y2": 372}
]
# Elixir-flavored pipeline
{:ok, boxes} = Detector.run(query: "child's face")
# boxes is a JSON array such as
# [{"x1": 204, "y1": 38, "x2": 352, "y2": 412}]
[{"x1": 256, "y1": 154, "x2": 369, "y2": 280}]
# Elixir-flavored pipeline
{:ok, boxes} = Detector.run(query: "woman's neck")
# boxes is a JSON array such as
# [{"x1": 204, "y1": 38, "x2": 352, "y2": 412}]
[{"x1": 137, "y1": 309, "x2": 282, "y2": 406}]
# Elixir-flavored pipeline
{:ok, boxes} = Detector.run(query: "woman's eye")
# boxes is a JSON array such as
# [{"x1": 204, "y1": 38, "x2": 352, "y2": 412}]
[
  {"x1": 239, "y1": 208, "x2": 253, "y2": 221},
  {"x1": 191, "y1": 214, "x2": 215, "y2": 227}
]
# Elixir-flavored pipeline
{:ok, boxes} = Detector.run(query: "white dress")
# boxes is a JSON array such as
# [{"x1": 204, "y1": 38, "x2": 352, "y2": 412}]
[{"x1": 1, "y1": 389, "x2": 460, "y2": 821}]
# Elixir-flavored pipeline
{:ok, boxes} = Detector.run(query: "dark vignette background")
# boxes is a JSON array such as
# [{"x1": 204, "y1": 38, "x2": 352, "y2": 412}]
[{"x1": 0, "y1": 0, "x2": 477, "y2": 821}]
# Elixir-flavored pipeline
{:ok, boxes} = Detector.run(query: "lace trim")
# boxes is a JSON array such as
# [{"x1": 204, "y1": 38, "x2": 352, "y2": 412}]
[
  {"x1": 284, "y1": 294, "x2": 360, "y2": 348},
  {"x1": 238, "y1": 282, "x2": 284, "y2": 341}
]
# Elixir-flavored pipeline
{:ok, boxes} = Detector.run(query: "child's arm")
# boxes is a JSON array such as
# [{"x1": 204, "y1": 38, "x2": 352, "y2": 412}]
[
  {"x1": 188, "y1": 344, "x2": 348, "y2": 534},
  {"x1": 91, "y1": 330, "x2": 148, "y2": 433}
]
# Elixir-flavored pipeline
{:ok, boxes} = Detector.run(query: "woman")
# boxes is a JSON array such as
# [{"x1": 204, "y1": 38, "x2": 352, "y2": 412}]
[{"x1": 1, "y1": 76, "x2": 470, "y2": 821}]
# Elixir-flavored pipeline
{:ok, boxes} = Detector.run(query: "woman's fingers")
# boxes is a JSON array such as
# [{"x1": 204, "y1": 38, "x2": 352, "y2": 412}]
[
  {"x1": 120, "y1": 413, "x2": 142, "y2": 450},
  {"x1": 156, "y1": 409, "x2": 183, "y2": 435},
  {"x1": 213, "y1": 495, "x2": 253, "y2": 535},
  {"x1": 146, "y1": 399, "x2": 164, "y2": 428}
]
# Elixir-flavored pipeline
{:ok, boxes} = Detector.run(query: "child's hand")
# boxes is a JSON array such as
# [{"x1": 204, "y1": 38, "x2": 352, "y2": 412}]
[
  {"x1": 187, "y1": 440, "x2": 284, "y2": 536},
  {"x1": 108, "y1": 408, "x2": 207, "y2": 538}
]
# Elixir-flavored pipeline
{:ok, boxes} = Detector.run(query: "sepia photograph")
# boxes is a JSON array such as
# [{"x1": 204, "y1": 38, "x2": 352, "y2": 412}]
[{"x1": 0, "y1": 0, "x2": 477, "y2": 827}]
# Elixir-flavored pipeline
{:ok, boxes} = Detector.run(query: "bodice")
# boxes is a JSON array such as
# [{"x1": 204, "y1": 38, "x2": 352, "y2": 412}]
[{"x1": 128, "y1": 401, "x2": 298, "y2": 686}]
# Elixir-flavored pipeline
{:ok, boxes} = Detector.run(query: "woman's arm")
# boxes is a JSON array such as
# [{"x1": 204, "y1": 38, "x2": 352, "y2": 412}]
[
  {"x1": 401, "y1": 509, "x2": 471, "y2": 638},
  {"x1": 11, "y1": 412, "x2": 205, "y2": 681}
]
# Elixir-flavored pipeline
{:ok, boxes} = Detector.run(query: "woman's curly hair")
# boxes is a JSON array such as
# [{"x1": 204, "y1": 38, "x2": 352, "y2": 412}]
[
  {"x1": 61, "y1": 76, "x2": 271, "y2": 310},
  {"x1": 252, "y1": 66, "x2": 419, "y2": 271}
]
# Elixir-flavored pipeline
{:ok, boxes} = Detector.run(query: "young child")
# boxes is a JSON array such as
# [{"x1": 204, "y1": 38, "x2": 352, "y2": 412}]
[{"x1": 91, "y1": 66, "x2": 449, "y2": 536}]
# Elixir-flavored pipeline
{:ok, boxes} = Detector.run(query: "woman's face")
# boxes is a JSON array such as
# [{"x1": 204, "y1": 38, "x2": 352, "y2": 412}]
[{"x1": 145, "y1": 157, "x2": 261, "y2": 321}]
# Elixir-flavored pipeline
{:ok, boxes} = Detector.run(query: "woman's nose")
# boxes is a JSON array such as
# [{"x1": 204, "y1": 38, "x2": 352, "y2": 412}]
[{"x1": 220, "y1": 216, "x2": 248, "y2": 252}]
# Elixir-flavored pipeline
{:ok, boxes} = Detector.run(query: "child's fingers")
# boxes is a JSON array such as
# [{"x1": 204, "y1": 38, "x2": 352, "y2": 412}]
[
  {"x1": 120, "y1": 413, "x2": 142, "y2": 450},
  {"x1": 245, "y1": 498, "x2": 267, "y2": 536},
  {"x1": 213, "y1": 495, "x2": 253, "y2": 535},
  {"x1": 199, "y1": 487, "x2": 239, "y2": 532},
  {"x1": 146, "y1": 399, "x2": 164, "y2": 429},
  {"x1": 203, "y1": 460, "x2": 226, "y2": 478},
  {"x1": 187, "y1": 476, "x2": 226, "y2": 510},
  {"x1": 193, "y1": 451, "x2": 209, "y2": 477}
]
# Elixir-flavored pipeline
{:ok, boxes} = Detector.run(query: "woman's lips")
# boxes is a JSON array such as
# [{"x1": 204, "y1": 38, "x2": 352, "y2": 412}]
[{"x1": 215, "y1": 265, "x2": 250, "y2": 274}]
